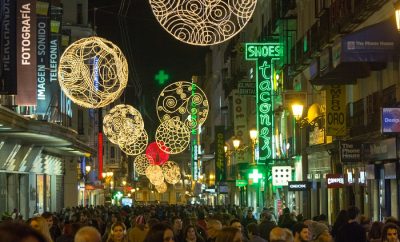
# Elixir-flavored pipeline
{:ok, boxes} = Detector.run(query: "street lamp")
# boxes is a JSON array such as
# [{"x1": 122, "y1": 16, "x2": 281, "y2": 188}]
[
  {"x1": 85, "y1": 165, "x2": 91, "y2": 173},
  {"x1": 233, "y1": 138, "x2": 241, "y2": 150},
  {"x1": 249, "y1": 129, "x2": 258, "y2": 165},
  {"x1": 291, "y1": 103, "x2": 304, "y2": 120},
  {"x1": 396, "y1": 2, "x2": 400, "y2": 32}
]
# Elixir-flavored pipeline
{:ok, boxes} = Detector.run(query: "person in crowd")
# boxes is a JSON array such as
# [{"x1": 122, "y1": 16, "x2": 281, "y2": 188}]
[
  {"x1": 172, "y1": 216, "x2": 184, "y2": 242},
  {"x1": 293, "y1": 222, "x2": 310, "y2": 242},
  {"x1": 0, "y1": 222, "x2": 48, "y2": 242},
  {"x1": 368, "y1": 221, "x2": 383, "y2": 242},
  {"x1": 183, "y1": 224, "x2": 205, "y2": 242},
  {"x1": 106, "y1": 222, "x2": 128, "y2": 242},
  {"x1": 28, "y1": 216, "x2": 54, "y2": 242},
  {"x1": 215, "y1": 227, "x2": 242, "y2": 242},
  {"x1": 206, "y1": 219, "x2": 222, "y2": 242},
  {"x1": 230, "y1": 218, "x2": 249, "y2": 242},
  {"x1": 279, "y1": 208, "x2": 296, "y2": 231},
  {"x1": 143, "y1": 222, "x2": 175, "y2": 242},
  {"x1": 381, "y1": 223, "x2": 399, "y2": 242},
  {"x1": 246, "y1": 223, "x2": 266, "y2": 242},
  {"x1": 103, "y1": 213, "x2": 121, "y2": 241},
  {"x1": 74, "y1": 226, "x2": 102, "y2": 242},
  {"x1": 56, "y1": 222, "x2": 81, "y2": 242},
  {"x1": 258, "y1": 211, "x2": 277, "y2": 241},
  {"x1": 242, "y1": 209, "x2": 257, "y2": 229},
  {"x1": 269, "y1": 227, "x2": 294, "y2": 242},
  {"x1": 11, "y1": 208, "x2": 21, "y2": 220},
  {"x1": 128, "y1": 215, "x2": 148, "y2": 242},
  {"x1": 335, "y1": 206, "x2": 366, "y2": 242},
  {"x1": 43, "y1": 212, "x2": 61, "y2": 241},
  {"x1": 315, "y1": 231, "x2": 333, "y2": 242},
  {"x1": 309, "y1": 221, "x2": 329, "y2": 241},
  {"x1": 331, "y1": 210, "x2": 348, "y2": 239}
]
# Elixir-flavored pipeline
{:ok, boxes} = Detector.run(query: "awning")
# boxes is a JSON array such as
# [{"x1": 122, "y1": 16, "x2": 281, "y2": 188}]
[{"x1": 312, "y1": 16, "x2": 399, "y2": 85}]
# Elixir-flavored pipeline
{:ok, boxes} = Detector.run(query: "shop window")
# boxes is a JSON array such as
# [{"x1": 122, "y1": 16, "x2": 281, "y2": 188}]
[
  {"x1": 366, "y1": 92, "x2": 380, "y2": 130},
  {"x1": 382, "y1": 85, "x2": 396, "y2": 107}
]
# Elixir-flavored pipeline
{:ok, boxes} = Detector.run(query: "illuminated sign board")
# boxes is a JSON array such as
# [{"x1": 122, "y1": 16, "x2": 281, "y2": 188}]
[
  {"x1": 326, "y1": 85, "x2": 346, "y2": 136},
  {"x1": 382, "y1": 107, "x2": 400, "y2": 133},
  {"x1": 288, "y1": 181, "x2": 310, "y2": 191},
  {"x1": 245, "y1": 43, "x2": 282, "y2": 163},
  {"x1": 326, "y1": 174, "x2": 344, "y2": 188},
  {"x1": 215, "y1": 126, "x2": 225, "y2": 181}
]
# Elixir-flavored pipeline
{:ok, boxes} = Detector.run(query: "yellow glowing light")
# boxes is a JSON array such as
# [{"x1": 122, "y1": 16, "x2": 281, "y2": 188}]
[
  {"x1": 161, "y1": 160, "x2": 181, "y2": 185},
  {"x1": 119, "y1": 129, "x2": 149, "y2": 155},
  {"x1": 157, "y1": 81, "x2": 209, "y2": 130},
  {"x1": 155, "y1": 117, "x2": 191, "y2": 154},
  {"x1": 145, "y1": 165, "x2": 165, "y2": 186},
  {"x1": 103, "y1": 104, "x2": 144, "y2": 145},
  {"x1": 134, "y1": 154, "x2": 152, "y2": 175},
  {"x1": 149, "y1": 0, "x2": 257, "y2": 46},
  {"x1": 58, "y1": 36, "x2": 128, "y2": 108},
  {"x1": 155, "y1": 182, "x2": 167, "y2": 193}
]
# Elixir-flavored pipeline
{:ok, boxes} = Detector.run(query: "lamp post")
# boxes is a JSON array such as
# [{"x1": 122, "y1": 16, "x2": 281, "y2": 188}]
[
  {"x1": 249, "y1": 129, "x2": 258, "y2": 165},
  {"x1": 291, "y1": 103, "x2": 304, "y2": 121}
]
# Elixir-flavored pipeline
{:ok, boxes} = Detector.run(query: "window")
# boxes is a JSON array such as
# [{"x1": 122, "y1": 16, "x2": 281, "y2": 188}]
[
  {"x1": 77, "y1": 4, "x2": 83, "y2": 24},
  {"x1": 78, "y1": 109, "x2": 84, "y2": 134},
  {"x1": 382, "y1": 85, "x2": 396, "y2": 107},
  {"x1": 110, "y1": 147, "x2": 115, "y2": 159}
]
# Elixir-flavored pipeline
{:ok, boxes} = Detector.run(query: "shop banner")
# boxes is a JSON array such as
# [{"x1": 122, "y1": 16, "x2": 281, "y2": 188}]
[
  {"x1": 16, "y1": 0, "x2": 37, "y2": 105},
  {"x1": 215, "y1": 126, "x2": 226, "y2": 182},
  {"x1": 0, "y1": 0, "x2": 17, "y2": 94},
  {"x1": 326, "y1": 174, "x2": 344, "y2": 188},
  {"x1": 36, "y1": 0, "x2": 50, "y2": 115},
  {"x1": 326, "y1": 85, "x2": 346, "y2": 136},
  {"x1": 340, "y1": 141, "x2": 361, "y2": 162},
  {"x1": 363, "y1": 137, "x2": 397, "y2": 162},
  {"x1": 232, "y1": 90, "x2": 249, "y2": 163},
  {"x1": 288, "y1": 181, "x2": 310, "y2": 191},
  {"x1": 245, "y1": 42, "x2": 283, "y2": 163},
  {"x1": 381, "y1": 107, "x2": 400, "y2": 133}
]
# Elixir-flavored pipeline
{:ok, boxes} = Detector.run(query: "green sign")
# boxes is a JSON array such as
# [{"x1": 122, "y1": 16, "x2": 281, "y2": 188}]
[
  {"x1": 249, "y1": 169, "x2": 263, "y2": 183},
  {"x1": 236, "y1": 179, "x2": 248, "y2": 187},
  {"x1": 155, "y1": 70, "x2": 169, "y2": 85},
  {"x1": 245, "y1": 43, "x2": 282, "y2": 163}
]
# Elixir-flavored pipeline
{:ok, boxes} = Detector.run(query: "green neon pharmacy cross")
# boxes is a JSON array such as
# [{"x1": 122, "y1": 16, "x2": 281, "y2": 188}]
[
  {"x1": 155, "y1": 70, "x2": 170, "y2": 85},
  {"x1": 249, "y1": 169, "x2": 263, "y2": 183}
]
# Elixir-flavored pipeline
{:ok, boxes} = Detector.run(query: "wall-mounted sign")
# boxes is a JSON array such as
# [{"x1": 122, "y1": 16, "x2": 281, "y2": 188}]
[
  {"x1": 236, "y1": 179, "x2": 248, "y2": 187},
  {"x1": 326, "y1": 85, "x2": 346, "y2": 136},
  {"x1": 245, "y1": 42, "x2": 283, "y2": 163},
  {"x1": 215, "y1": 126, "x2": 226, "y2": 181},
  {"x1": 272, "y1": 166, "x2": 291, "y2": 186},
  {"x1": 382, "y1": 108, "x2": 400, "y2": 133},
  {"x1": 326, "y1": 174, "x2": 344, "y2": 188},
  {"x1": 238, "y1": 81, "x2": 256, "y2": 95},
  {"x1": 363, "y1": 137, "x2": 397, "y2": 162},
  {"x1": 340, "y1": 141, "x2": 361, "y2": 162},
  {"x1": 288, "y1": 181, "x2": 309, "y2": 191}
]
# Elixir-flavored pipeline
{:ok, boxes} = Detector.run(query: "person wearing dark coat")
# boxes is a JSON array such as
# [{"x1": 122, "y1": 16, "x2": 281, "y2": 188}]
[{"x1": 335, "y1": 206, "x2": 366, "y2": 242}]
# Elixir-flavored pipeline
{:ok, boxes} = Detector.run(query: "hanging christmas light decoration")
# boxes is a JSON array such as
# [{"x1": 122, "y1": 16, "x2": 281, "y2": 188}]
[
  {"x1": 58, "y1": 36, "x2": 128, "y2": 108},
  {"x1": 148, "y1": 0, "x2": 257, "y2": 46},
  {"x1": 145, "y1": 165, "x2": 165, "y2": 186},
  {"x1": 103, "y1": 104, "x2": 144, "y2": 145},
  {"x1": 157, "y1": 81, "x2": 208, "y2": 130},
  {"x1": 119, "y1": 129, "x2": 149, "y2": 155},
  {"x1": 161, "y1": 161, "x2": 181, "y2": 185},
  {"x1": 145, "y1": 141, "x2": 170, "y2": 166},
  {"x1": 156, "y1": 117, "x2": 190, "y2": 154},
  {"x1": 155, "y1": 182, "x2": 167, "y2": 193},
  {"x1": 134, "y1": 154, "x2": 152, "y2": 175}
]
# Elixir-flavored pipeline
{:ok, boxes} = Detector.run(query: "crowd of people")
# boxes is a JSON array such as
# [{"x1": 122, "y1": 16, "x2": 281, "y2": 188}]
[{"x1": 0, "y1": 204, "x2": 399, "y2": 242}]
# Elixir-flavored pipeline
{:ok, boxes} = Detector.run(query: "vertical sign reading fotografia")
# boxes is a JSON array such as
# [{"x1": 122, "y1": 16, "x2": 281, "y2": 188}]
[
  {"x1": 16, "y1": 0, "x2": 37, "y2": 105},
  {"x1": 215, "y1": 126, "x2": 226, "y2": 182}
]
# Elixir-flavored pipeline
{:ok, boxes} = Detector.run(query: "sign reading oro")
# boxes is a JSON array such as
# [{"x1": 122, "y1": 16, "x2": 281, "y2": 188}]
[
  {"x1": 245, "y1": 43, "x2": 283, "y2": 163},
  {"x1": 326, "y1": 85, "x2": 346, "y2": 136}
]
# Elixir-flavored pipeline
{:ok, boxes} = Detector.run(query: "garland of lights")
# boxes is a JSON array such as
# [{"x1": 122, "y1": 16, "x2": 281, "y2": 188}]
[
  {"x1": 156, "y1": 118, "x2": 191, "y2": 154},
  {"x1": 119, "y1": 129, "x2": 149, "y2": 155},
  {"x1": 157, "y1": 81, "x2": 209, "y2": 130},
  {"x1": 145, "y1": 142, "x2": 170, "y2": 165},
  {"x1": 134, "y1": 154, "x2": 152, "y2": 175},
  {"x1": 58, "y1": 36, "x2": 128, "y2": 108},
  {"x1": 161, "y1": 161, "x2": 181, "y2": 185},
  {"x1": 145, "y1": 165, "x2": 165, "y2": 186},
  {"x1": 155, "y1": 182, "x2": 167, "y2": 193},
  {"x1": 103, "y1": 104, "x2": 144, "y2": 145},
  {"x1": 148, "y1": 0, "x2": 257, "y2": 46}
]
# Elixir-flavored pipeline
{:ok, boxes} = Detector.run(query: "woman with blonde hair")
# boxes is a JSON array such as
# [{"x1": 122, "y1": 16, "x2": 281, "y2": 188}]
[
  {"x1": 28, "y1": 216, "x2": 53, "y2": 242},
  {"x1": 106, "y1": 222, "x2": 128, "y2": 242},
  {"x1": 215, "y1": 227, "x2": 242, "y2": 242}
]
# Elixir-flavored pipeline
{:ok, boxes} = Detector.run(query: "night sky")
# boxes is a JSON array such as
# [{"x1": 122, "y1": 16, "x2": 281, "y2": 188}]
[{"x1": 88, "y1": 0, "x2": 208, "y2": 134}]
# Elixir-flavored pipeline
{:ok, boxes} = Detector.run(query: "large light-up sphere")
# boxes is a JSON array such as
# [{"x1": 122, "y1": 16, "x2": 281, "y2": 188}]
[
  {"x1": 156, "y1": 117, "x2": 190, "y2": 154},
  {"x1": 120, "y1": 129, "x2": 149, "y2": 155},
  {"x1": 134, "y1": 154, "x2": 152, "y2": 175},
  {"x1": 161, "y1": 161, "x2": 181, "y2": 184},
  {"x1": 145, "y1": 142, "x2": 169, "y2": 165}
]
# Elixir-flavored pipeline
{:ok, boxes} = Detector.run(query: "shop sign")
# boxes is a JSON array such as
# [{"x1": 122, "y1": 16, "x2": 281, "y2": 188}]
[
  {"x1": 233, "y1": 90, "x2": 249, "y2": 163},
  {"x1": 326, "y1": 85, "x2": 346, "y2": 136},
  {"x1": 340, "y1": 142, "x2": 361, "y2": 162},
  {"x1": 381, "y1": 107, "x2": 400, "y2": 133},
  {"x1": 288, "y1": 181, "x2": 309, "y2": 191},
  {"x1": 238, "y1": 81, "x2": 256, "y2": 95},
  {"x1": 235, "y1": 179, "x2": 248, "y2": 187},
  {"x1": 214, "y1": 126, "x2": 226, "y2": 181},
  {"x1": 326, "y1": 174, "x2": 344, "y2": 188},
  {"x1": 272, "y1": 166, "x2": 292, "y2": 186},
  {"x1": 245, "y1": 42, "x2": 283, "y2": 164},
  {"x1": 363, "y1": 137, "x2": 397, "y2": 162}
]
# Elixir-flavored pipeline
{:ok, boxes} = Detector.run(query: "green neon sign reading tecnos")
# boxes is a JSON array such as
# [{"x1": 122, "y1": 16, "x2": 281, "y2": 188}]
[{"x1": 245, "y1": 43, "x2": 282, "y2": 163}]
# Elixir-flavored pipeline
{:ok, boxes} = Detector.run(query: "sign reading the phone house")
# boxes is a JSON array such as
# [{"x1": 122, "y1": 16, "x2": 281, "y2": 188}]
[{"x1": 245, "y1": 43, "x2": 283, "y2": 163}]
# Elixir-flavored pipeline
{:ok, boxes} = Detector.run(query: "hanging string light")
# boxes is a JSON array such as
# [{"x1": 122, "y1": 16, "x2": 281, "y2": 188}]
[
  {"x1": 58, "y1": 36, "x2": 128, "y2": 108},
  {"x1": 134, "y1": 154, "x2": 152, "y2": 175},
  {"x1": 161, "y1": 161, "x2": 181, "y2": 185},
  {"x1": 149, "y1": 0, "x2": 257, "y2": 46},
  {"x1": 156, "y1": 117, "x2": 191, "y2": 154},
  {"x1": 119, "y1": 129, "x2": 149, "y2": 155}
]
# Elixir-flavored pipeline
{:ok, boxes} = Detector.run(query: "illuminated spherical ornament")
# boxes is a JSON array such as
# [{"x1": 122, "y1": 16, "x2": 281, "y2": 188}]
[
  {"x1": 145, "y1": 142, "x2": 170, "y2": 166},
  {"x1": 161, "y1": 161, "x2": 181, "y2": 184},
  {"x1": 103, "y1": 104, "x2": 144, "y2": 145},
  {"x1": 134, "y1": 154, "x2": 152, "y2": 175},
  {"x1": 156, "y1": 117, "x2": 190, "y2": 154},
  {"x1": 58, "y1": 36, "x2": 128, "y2": 108},
  {"x1": 119, "y1": 129, "x2": 148, "y2": 155},
  {"x1": 145, "y1": 165, "x2": 165, "y2": 186},
  {"x1": 149, "y1": 0, "x2": 256, "y2": 46},
  {"x1": 157, "y1": 81, "x2": 209, "y2": 130},
  {"x1": 155, "y1": 182, "x2": 167, "y2": 193}
]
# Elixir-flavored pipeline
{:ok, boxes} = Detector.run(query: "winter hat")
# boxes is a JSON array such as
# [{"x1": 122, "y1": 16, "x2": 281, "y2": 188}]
[
  {"x1": 309, "y1": 221, "x2": 329, "y2": 240},
  {"x1": 135, "y1": 215, "x2": 146, "y2": 225}
]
